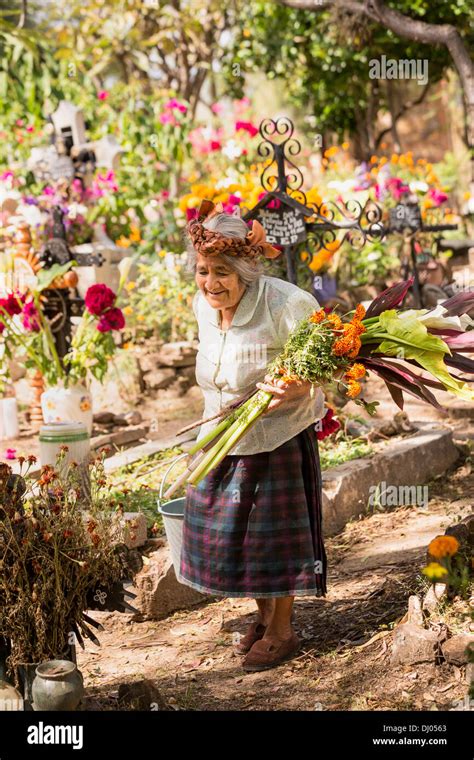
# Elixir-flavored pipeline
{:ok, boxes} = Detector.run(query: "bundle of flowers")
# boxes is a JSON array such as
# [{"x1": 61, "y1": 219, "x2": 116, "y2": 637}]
[
  {"x1": 166, "y1": 280, "x2": 474, "y2": 494},
  {"x1": 0, "y1": 260, "x2": 132, "y2": 388}
]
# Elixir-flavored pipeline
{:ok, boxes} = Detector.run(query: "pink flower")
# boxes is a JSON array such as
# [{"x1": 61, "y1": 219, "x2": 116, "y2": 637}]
[
  {"x1": 160, "y1": 190, "x2": 170, "y2": 199},
  {"x1": 211, "y1": 103, "x2": 224, "y2": 114},
  {"x1": 15, "y1": 119, "x2": 24, "y2": 127},
  {"x1": 164, "y1": 98, "x2": 187, "y2": 113},
  {"x1": 227, "y1": 194, "x2": 241, "y2": 205},
  {"x1": 26, "y1": 124, "x2": 35, "y2": 133},
  {"x1": 98, "y1": 90, "x2": 109, "y2": 101},
  {"x1": 209, "y1": 140, "x2": 221, "y2": 151},
  {"x1": 186, "y1": 207, "x2": 199, "y2": 221},
  {"x1": 235, "y1": 121, "x2": 258, "y2": 138},
  {"x1": 97, "y1": 307, "x2": 125, "y2": 332},
  {"x1": 85, "y1": 284, "x2": 116, "y2": 316},
  {"x1": 4, "y1": 448, "x2": 16, "y2": 460},
  {"x1": 234, "y1": 97, "x2": 250, "y2": 114},
  {"x1": 159, "y1": 112, "x2": 177, "y2": 126},
  {"x1": 428, "y1": 188, "x2": 448, "y2": 206},
  {"x1": 21, "y1": 299, "x2": 41, "y2": 332},
  {"x1": 0, "y1": 170, "x2": 14, "y2": 182}
]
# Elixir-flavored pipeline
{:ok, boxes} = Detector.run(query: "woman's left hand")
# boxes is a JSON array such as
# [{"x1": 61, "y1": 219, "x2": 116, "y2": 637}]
[{"x1": 256, "y1": 373, "x2": 315, "y2": 413}]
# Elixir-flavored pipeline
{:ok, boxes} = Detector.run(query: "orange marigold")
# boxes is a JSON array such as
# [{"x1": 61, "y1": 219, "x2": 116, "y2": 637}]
[
  {"x1": 346, "y1": 380, "x2": 362, "y2": 398},
  {"x1": 428, "y1": 535, "x2": 460, "y2": 559},
  {"x1": 326, "y1": 313, "x2": 343, "y2": 330},
  {"x1": 353, "y1": 304, "x2": 366, "y2": 321},
  {"x1": 310, "y1": 309, "x2": 326, "y2": 324},
  {"x1": 346, "y1": 363, "x2": 366, "y2": 380}
]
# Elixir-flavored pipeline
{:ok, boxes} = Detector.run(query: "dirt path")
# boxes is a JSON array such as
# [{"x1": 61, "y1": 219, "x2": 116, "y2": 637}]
[{"x1": 77, "y1": 458, "x2": 473, "y2": 712}]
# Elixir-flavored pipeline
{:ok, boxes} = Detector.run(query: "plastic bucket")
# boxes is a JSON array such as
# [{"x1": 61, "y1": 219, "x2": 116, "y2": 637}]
[{"x1": 156, "y1": 453, "x2": 188, "y2": 581}]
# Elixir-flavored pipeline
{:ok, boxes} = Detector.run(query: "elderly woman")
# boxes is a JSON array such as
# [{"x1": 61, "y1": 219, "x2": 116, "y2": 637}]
[{"x1": 179, "y1": 200, "x2": 328, "y2": 672}]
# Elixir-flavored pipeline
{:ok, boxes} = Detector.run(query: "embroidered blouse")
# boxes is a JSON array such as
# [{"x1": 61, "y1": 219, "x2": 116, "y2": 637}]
[{"x1": 192, "y1": 274, "x2": 326, "y2": 455}]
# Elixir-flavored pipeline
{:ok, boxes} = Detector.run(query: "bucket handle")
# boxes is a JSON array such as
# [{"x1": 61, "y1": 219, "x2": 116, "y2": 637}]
[{"x1": 157, "y1": 452, "x2": 189, "y2": 507}]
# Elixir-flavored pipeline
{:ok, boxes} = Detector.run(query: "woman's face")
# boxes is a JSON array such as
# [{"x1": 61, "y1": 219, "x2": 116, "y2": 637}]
[{"x1": 195, "y1": 252, "x2": 246, "y2": 309}]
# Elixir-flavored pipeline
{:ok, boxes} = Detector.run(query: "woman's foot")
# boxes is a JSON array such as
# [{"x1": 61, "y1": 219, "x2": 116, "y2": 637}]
[
  {"x1": 242, "y1": 631, "x2": 301, "y2": 671},
  {"x1": 234, "y1": 621, "x2": 266, "y2": 654}
]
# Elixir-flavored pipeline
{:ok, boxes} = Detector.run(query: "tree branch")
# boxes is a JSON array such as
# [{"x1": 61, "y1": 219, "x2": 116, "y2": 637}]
[{"x1": 375, "y1": 82, "x2": 431, "y2": 148}]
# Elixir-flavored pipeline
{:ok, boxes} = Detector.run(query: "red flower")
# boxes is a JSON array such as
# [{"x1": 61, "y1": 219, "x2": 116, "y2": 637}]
[
  {"x1": 85, "y1": 284, "x2": 116, "y2": 316},
  {"x1": 0, "y1": 291, "x2": 24, "y2": 317},
  {"x1": 316, "y1": 408, "x2": 341, "y2": 440},
  {"x1": 97, "y1": 307, "x2": 125, "y2": 332}
]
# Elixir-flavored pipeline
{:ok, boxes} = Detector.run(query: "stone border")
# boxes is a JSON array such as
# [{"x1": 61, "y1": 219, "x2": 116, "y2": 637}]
[{"x1": 322, "y1": 422, "x2": 459, "y2": 536}]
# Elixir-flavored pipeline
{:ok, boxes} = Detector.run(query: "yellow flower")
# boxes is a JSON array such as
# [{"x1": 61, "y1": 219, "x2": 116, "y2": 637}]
[
  {"x1": 123, "y1": 305, "x2": 133, "y2": 316},
  {"x1": 125, "y1": 281, "x2": 136, "y2": 291},
  {"x1": 428, "y1": 535, "x2": 460, "y2": 559},
  {"x1": 158, "y1": 249, "x2": 167, "y2": 258},
  {"x1": 129, "y1": 224, "x2": 141, "y2": 243},
  {"x1": 324, "y1": 146, "x2": 338, "y2": 158},
  {"x1": 137, "y1": 315, "x2": 145, "y2": 322},
  {"x1": 342, "y1": 141, "x2": 349, "y2": 150},
  {"x1": 300, "y1": 250, "x2": 310, "y2": 262},
  {"x1": 391, "y1": 154, "x2": 399, "y2": 164},
  {"x1": 122, "y1": 342, "x2": 131, "y2": 350},
  {"x1": 158, "y1": 285, "x2": 167, "y2": 296},
  {"x1": 422, "y1": 562, "x2": 449, "y2": 580}
]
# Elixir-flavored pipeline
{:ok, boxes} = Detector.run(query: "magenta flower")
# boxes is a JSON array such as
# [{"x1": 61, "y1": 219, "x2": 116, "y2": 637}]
[
  {"x1": 428, "y1": 188, "x2": 448, "y2": 206},
  {"x1": 235, "y1": 120, "x2": 258, "y2": 138},
  {"x1": 85, "y1": 284, "x2": 116, "y2": 316},
  {"x1": 21, "y1": 299, "x2": 41, "y2": 332},
  {"x1": 97, "y1": 307, "x2": 125, "y2": 333},
  {"x1": 160, "y1": 190, "x2": 170, "y2": 199},
  {"x1": 26, "y1": 124, "x2": 35, "y2": 133},
  {"x1": 164, "y1": 98, "x2": 187, "y2": 113},
  {"x1": 0, "y1": 170, "x2": 14, "y2": 182},
  {"x1": 209, "y1": 140, "x2": 221, "y2": 151},
  {"x1": 4, "y1": 448, "x2": 17, "y2": 460},
  {"x1": 98, "y1": 90, "x2": 109, "y2": 101}
]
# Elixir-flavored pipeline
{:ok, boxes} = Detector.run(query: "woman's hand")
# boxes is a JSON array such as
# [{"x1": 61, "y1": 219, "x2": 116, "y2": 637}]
[{"x1": 255, "y1": 373, "x2": 316, "y2": 413}]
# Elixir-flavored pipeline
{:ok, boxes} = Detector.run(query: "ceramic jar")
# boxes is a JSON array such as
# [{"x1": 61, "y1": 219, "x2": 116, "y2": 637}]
[
  {"x1": 40, "y1": 382, "x2": 93, "y2": 434},
  {"x1": 32, "y1": 660, "x2": 84, "y2": 711}
]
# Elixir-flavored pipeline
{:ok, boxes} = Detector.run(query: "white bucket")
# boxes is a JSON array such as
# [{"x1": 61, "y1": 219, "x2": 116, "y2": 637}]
[{"x1": 156, "y1": 453, "x2": 188, "y2": 581}]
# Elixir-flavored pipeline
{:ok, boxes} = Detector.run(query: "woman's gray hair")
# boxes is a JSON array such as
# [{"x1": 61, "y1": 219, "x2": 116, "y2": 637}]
[{"x1": 185, "y1": 212, "x2": 264, "y2": 286}]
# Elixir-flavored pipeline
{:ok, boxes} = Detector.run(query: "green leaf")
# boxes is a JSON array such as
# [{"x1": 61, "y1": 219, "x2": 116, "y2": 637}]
[
  {"x1": 36, "y1": 262, "x2": 76, "y2": 292},
  {"x1": 372, "y1": 310, "x2": 450, "y2": 354}
]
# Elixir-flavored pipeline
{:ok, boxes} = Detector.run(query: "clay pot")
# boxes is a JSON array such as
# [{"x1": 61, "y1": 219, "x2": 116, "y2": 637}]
[
  {"x1": 32, "y1": 660, "x2": 84, "y2": 711},
  {"x1": 0, "y1": 680, "x2": 23, "y2": 710}
]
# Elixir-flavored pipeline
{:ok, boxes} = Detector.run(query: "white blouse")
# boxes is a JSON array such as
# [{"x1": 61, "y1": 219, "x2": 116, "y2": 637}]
[{"x1": 192, "y1": 274, "x2": 326, "y2": 455}]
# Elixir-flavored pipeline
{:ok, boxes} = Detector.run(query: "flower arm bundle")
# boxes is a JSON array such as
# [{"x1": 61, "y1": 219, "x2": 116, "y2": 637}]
[{"x1": 165, "y1": 280, "x2": 474, "y2": 494}]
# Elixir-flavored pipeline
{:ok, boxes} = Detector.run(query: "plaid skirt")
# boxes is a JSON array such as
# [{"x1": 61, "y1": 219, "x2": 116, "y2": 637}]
[{"x1": 179, "y1": 425, "x2": 327, "y2": 598}]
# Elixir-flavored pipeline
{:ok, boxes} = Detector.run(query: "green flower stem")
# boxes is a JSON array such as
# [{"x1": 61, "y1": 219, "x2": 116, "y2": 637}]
[
  {"x1": 186, "y1": 397, "x2": 252, "y2": 456},
  {"x1": 187, "y1": 391, "x2": 272, "y2": 486},
  {"x1": 32, "y1": 293, "x2": 65, "y2": 382}
]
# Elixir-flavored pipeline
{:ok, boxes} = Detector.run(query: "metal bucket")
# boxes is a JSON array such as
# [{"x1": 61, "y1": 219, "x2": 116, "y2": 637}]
[{"x1": 156, "y1": 453, "x2": 188, "y2": 582}]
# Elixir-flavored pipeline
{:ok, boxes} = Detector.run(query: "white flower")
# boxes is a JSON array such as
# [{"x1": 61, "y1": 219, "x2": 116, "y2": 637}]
[
  {"x1": 143, "y1": 201, "x2": 160, "y2": 223},
  {"x1": 409, "y1": 181, "x2": 429, "y2": 194},
  {"x1": 327, "y1": 179, "x2": 356, "y2": 193},
  {"x1": 222, "y1": 140, "x2": 242, "y2": 160}
]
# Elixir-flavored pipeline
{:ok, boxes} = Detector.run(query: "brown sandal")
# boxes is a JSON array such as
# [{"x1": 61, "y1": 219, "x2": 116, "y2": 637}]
[
  {"x1": 234, "y1": 621, "x2": 267, "y2": 654},
  {"x1": 242, "y1": 633, "x2": 301, "y2": 671}
]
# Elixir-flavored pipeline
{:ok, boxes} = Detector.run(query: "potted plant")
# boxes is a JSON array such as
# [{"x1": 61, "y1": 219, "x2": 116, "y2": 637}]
[{"x1": 0, "y1": 258, "x2": 133, "y2": 433}]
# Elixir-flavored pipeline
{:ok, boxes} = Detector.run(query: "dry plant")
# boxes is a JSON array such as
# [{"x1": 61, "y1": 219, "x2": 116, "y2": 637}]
[{"x1": 0, "y1": 446, "x2": 129, "y2": 685}]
